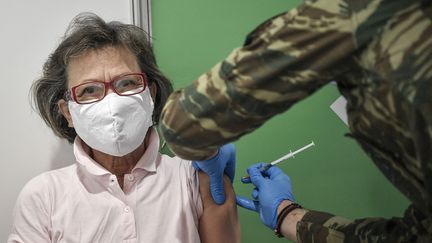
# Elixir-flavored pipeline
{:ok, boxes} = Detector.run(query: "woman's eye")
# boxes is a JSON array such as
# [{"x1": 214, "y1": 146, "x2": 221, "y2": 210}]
[
  {"x1": 117, "y1": 79, "x2": 137, "y2": 88},
  {"x1": 78, "y1": 86, "x2": 97, "y2": 96},
  {"x1": 76, "y1": 85, "x2": 100, "y2": 97},
  {"x1": 83, "y1": 86, "x2": 97, "y2": 94}
]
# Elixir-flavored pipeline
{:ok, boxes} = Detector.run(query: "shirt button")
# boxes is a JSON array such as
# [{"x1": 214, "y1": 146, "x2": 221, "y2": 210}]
[
  {"x1": 109, "y1": 176, "x2": 116, "y2": 185},
  {"x1": 124, "y1": 207, "x2": 130, "y2": 213},
  {"x1": 127, "y1": 174, "x2": 135, "y2": 181}
]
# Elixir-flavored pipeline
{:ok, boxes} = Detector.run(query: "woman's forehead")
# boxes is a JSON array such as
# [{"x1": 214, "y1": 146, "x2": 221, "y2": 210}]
[{"x1": 67, "y1": 46, "x2": 140, "y2": 86}]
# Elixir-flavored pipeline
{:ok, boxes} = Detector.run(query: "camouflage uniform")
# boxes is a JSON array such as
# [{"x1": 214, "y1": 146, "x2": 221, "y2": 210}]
[{"x1": 160, "y1": 0, "x2": 432, "y2": 242}]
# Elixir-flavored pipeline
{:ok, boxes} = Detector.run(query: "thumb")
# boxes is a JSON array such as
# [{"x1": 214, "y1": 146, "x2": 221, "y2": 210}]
[
  {"x1": 209, "y1": 173, "x2": 225, "y2": 205},
  {"x1": 247, "y1": 165, "x2": 265, "y2": 187},
  {"x1": 222, "y1": 143, "x2": 236, "y2": 182},
  {"x1": 264, "y1": 166, "x2": 285, "y2": 180},
  {"x1": 225, "y1": 158, "x2": 235, "y2": 183},
  {"x1": 236, "y1": 196, "x2": 259, "y2": 212}
]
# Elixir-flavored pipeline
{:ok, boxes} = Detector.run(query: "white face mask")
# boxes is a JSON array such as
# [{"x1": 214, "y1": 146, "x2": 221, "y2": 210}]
[{"x1": 68, "y1": 89, "x2": 154, "y2": 157}]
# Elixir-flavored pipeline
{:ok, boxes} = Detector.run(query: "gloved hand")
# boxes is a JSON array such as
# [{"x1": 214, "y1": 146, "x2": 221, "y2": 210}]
[
  {"x1": 236, "y1": 163, "x2": 295, "y2": 229},
  {"x1": 192, "y1": 143, "x2": 236, "y2": 205}
]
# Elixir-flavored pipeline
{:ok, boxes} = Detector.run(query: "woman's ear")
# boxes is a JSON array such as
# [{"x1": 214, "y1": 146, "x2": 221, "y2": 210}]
[{"x1": 58, "y1": 99, "x2": 74, "y2": 128}]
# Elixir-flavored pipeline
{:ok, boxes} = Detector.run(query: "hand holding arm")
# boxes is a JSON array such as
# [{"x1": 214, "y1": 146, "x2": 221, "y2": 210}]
[{"x1": 192, "y1": 143, "x2": 236, "y2": 204}]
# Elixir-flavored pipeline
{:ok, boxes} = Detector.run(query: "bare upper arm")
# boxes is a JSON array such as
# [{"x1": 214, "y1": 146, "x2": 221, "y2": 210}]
[{"x1": 198, "y1": 172, "x2": 241, "y2": 243}]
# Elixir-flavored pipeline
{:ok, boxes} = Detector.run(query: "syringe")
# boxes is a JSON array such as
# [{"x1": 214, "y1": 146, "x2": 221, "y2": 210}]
[{"x1": 242, "y1": 141, "x2": 315, "y2": 180}]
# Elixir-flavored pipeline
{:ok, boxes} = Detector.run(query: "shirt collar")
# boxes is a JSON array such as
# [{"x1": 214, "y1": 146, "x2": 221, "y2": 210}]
[
  {"x1": 74, "y1": 127, "x2": 160, "y2": 176},
  {"x1": 133, "y1": 127, "x2": 159, "y2": 173}
]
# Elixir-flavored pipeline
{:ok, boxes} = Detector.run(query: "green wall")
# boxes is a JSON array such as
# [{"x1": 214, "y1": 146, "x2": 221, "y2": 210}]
[{"x1": 152, "y1": 1, "x2": 409, "y2": 242}]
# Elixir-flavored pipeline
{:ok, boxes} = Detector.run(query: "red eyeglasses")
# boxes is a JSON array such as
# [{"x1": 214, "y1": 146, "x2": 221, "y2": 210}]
[{"x1": 66, "y1": 72, "x2": 148, "y2": 104}]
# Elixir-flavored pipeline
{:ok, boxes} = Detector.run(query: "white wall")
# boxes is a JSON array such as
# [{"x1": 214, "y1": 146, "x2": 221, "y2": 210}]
[{"x1": 0, "y1": 1, "x2": 131, "y2": 240}]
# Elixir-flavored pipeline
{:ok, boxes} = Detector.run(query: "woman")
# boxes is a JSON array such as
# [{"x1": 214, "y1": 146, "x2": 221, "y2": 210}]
[{"x1": 8, "y1": 13, "x2": 240, "y2": 243}]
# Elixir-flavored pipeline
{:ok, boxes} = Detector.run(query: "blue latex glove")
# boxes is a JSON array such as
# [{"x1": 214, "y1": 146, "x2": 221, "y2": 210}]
[
  {"x1": 236, "y1": 162, "x2": 295, "y2": 229},
  {"x1": 192, "y1": 143, "x2": 236, "y2": 204}
]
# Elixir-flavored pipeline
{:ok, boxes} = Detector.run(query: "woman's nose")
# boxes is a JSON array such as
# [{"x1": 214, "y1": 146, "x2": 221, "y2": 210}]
[
  {"x1": 106, "y1": 88, "x2": 116, "y2": 95},
  {"x1": 105, "y1": 82, "x2": 116, "y2": 95}
]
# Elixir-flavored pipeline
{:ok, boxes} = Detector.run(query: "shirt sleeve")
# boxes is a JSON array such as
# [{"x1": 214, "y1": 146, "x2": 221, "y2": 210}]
[
  {"x1": 183, "y1": 159, "x2": 204, "y2": 219},
  {"x1": 297, "y1": 205, "x2": 431, "y2": 242},
  {"x1": 159, "y1": 0, "x2": 358, "y2": 160},
  {"x1": 7, "y1": 175, "x2": 51, "y2": 243}
]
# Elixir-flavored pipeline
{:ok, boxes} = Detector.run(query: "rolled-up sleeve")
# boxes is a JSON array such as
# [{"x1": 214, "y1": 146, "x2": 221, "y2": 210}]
[{"x1": 297, "y1": 205, "x2": 431, "y2": 243}]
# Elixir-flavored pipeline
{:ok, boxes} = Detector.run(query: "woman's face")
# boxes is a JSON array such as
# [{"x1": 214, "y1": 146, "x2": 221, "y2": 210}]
[{"x1": 58, "y1": 45, "x2": 155, "y2": 128}]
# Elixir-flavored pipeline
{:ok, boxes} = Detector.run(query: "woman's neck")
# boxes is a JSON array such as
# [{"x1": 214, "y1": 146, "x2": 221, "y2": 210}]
[{"x1": 82, "y1": 132, "x2": 152, "y2": 188}]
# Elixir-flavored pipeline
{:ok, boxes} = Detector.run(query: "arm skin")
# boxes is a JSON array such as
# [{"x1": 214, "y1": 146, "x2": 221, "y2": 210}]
[
  {"x1": 198, "y1": 172, "x2": 241, "y2": 243},
  {"x1": 276, "y1": 200, "x2": 307, "y2": 242}
]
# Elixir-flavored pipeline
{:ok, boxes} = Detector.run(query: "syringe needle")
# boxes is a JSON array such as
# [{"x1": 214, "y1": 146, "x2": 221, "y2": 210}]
[
  {"x1": 269, "y1": 141, "x2": 315, "y2": 166},
  {"x1": 242, "y1": 141, "x2": 315, "y2": 180}
]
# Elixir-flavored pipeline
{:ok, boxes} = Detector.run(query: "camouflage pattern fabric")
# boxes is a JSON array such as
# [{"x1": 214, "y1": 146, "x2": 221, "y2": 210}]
[{"x1": 160, "y1": 0, "x2": 432, "y2": 241}]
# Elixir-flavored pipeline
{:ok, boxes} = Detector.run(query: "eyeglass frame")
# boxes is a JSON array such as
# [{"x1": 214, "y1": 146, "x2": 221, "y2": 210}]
[{"x1": 65, "y1": 72, "x2": 148, "y2": 104}]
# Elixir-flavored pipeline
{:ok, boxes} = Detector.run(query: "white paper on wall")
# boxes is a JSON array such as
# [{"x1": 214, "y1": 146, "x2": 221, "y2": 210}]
[{"x1": 330, "y1": 96, "x2": 348, "y2": 126}]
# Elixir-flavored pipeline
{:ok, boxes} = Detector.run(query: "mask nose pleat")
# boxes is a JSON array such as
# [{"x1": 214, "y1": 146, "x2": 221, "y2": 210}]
[{"x1": 106, "y1": 94, "x2": 123, "y2": 155}]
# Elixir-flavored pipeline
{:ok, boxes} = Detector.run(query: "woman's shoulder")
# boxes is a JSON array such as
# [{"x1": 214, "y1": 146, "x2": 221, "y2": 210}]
[
  {"x1": 17, "y1": 164, "x2": 78, "y2": 201},
  {"x1": 158, "y1": 153, "x2": 196, "y2": 177},
  {"x1": 160, "y1": 153, "x2": 191, "y2": 164}
]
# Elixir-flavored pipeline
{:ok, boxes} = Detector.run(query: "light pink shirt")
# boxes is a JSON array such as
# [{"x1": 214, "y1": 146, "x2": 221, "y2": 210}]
[{"x1": 8, "y1": 128, "x2": 203, "y2": 243}]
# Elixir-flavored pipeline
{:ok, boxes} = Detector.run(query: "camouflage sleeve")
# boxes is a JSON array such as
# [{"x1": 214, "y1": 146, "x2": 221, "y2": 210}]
[
  {"x1": 160, "y1": 0, "x2": 358, "y2": 160},
  {"x1": 297, "y1": 205, "x2": 431, "y2": 243}
]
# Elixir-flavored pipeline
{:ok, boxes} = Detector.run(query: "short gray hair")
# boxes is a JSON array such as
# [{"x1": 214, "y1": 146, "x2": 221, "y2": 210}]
[{"x1": 31, "y1": 13, "x2": 173, "y2": 143}]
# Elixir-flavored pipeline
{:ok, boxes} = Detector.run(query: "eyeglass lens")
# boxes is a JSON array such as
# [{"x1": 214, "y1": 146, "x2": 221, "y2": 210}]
[{"x1": 74, "y1": 74, "x2": 145, "y2": 103}]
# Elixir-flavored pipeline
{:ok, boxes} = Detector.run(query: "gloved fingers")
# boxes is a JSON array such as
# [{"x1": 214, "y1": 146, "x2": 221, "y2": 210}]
[
  {"x1": 264, "y1": 165, "x2": 287, "y2": 180},
  {"x1": 209, "y1": 173, "x2": 226, "y2": 205},
  {"x1": 236, "y1": 196, "x2": 259, "y2": 212},
  {"x1": 250, "y1": 162, "x2": 268, "y2": 171},
  {"x1": 252, "y1": 188, "x2": 259, "y2": 200},
  {"x1": 241, "y1": 163, "x2": 266, "y2": 184},
  {"x1": 247, "y1": 163, "x2": 268, "y2": 187}
]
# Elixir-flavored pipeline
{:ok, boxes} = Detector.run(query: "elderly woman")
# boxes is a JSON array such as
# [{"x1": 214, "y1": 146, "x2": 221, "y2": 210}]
[{"x1": 8, "y1": 13, "x2": 239, "y2": 243}]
